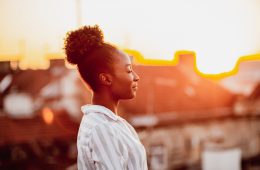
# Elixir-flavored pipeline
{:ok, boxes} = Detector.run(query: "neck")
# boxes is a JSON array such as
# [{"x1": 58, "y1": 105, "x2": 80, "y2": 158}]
[{"x1": 92, "y1": 92, "x2": 119, "y2": 114}]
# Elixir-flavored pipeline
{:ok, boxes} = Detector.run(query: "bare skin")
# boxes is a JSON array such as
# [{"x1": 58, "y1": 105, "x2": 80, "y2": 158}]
[{"x1": 91, "y1": 49, "x2": 139, "y2": 114}]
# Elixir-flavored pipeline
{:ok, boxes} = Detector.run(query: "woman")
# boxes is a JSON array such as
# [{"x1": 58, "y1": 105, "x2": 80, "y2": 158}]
[{"x1": 64, "y1": 25, "x2": 148, "y2": 170}]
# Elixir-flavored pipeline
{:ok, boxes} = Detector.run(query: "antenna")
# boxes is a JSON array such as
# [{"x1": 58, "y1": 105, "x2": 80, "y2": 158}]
[{"x1": 76, "y1": 0, "x2": 82, "y2": 27}]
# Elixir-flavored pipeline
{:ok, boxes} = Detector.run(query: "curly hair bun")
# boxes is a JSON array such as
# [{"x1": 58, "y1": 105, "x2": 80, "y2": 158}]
[{"x1": 64, "y1": 25, "x2": 104, "y2": 65}]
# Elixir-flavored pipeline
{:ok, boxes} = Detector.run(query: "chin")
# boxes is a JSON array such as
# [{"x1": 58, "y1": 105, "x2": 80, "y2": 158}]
[
  {"x1": 130, "y1": 92, "x2": 136, "y2": 98},
  {"x1": 119, "y1": 90, "x2": 137, "y2": 100},
  {"x1": 122, "y1": 93, "x2": 136, "y2": 100}
]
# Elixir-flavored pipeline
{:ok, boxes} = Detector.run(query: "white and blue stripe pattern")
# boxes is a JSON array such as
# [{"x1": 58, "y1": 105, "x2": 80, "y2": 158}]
[{"x1": 77, "y1": 105, "x2": 148, "y2": 170}]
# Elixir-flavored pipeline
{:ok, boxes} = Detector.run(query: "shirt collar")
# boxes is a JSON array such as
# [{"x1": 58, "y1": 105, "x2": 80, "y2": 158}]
[{"x1": 81, "y1": 104, "x2": 119, "y2": 121}]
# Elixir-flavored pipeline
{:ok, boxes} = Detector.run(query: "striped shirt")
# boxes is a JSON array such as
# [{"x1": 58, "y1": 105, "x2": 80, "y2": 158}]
[{"x1": 77, "y1": 105, "x2": 148, "y2": 170}]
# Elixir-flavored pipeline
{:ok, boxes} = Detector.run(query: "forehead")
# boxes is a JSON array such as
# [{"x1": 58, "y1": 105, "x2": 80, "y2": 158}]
[{"x1": 113, "y1": 49, "x2": 132, "y2": 65}]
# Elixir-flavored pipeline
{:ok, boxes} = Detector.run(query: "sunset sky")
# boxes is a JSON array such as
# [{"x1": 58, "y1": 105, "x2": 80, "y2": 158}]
[{"x1": 0, "y1": 0, "x2": 259, "y2": 73}]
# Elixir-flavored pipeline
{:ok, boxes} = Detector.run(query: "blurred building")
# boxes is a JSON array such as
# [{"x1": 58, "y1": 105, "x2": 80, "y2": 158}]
[
  {"x1": 117, "y1": 55, "x2": 260, "y2": 170},
  {"x1": 0, "y1": 59, "x2": 87, "y2": 169},
  {"x1": 221, "y1": 60, "x2": 260, "y2": 95},
  {"x1": 0, "y1": 56, "x2": 260, "y2": 169},
  {"x1": 120, "y1": 54, "x2": 235, "y2": 118},
  {"x1": 0, "y1": 61, "x2": 17, "y2": 111}
]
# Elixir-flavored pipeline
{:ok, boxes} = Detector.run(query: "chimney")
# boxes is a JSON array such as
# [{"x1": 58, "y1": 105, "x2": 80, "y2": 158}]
[
  {"x1": 49, "y1": 59, "x2": 65, "y2": 68},
  {"x1": 177, "y1": 53, "x2": 196, "y2": 71}
]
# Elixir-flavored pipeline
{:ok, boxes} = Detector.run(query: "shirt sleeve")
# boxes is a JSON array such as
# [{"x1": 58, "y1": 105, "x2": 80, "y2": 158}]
[{"x1": 90, "y1": 124, "x2": 128, "y2": 170}]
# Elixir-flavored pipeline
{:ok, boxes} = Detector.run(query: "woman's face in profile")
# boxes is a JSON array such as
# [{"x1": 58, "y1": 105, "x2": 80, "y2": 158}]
[{"x1": 110, "y1": 49, "x2": 140, "y2": 100}]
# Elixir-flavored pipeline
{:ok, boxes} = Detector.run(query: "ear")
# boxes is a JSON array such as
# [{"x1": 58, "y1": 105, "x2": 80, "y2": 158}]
[{"x1": 98, "y1": 73, "x2": 112, "y2": 86}]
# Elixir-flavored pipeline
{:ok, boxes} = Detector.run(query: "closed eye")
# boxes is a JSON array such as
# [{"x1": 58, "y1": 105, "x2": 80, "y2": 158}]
[{"x1": 126, "y1": 65, "x2": 133, "y2": 73}]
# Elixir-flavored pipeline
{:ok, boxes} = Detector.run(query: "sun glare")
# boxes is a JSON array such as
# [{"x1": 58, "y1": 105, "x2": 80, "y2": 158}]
[{"x1": 0, "y1": 0, "x2": 259, "y2": 74}]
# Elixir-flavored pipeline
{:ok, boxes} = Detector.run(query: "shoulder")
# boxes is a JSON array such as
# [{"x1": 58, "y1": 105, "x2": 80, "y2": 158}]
[
  {"x1": 77, "y1": 112, "x2": 117, "y2": 145},
  {"x1": 80, "y1": 112, "x2": 108, "y2": 128},
  {"x1": 91, "y1": 122, "x2": 116, "y2": 137},
  {"x1": 79, "y1": 112, "x2": 117, "y2": 135}
]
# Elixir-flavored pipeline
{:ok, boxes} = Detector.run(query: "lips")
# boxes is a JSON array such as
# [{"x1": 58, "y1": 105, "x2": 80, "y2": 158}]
[{"x1": 132, "y1": 85, "x2": 138, "y2": 90}]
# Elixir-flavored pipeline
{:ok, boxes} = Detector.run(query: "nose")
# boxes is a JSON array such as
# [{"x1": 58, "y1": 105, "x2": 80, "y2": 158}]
[{"x1": 133, "y1": 71, "x2": 140, "y2": 82}]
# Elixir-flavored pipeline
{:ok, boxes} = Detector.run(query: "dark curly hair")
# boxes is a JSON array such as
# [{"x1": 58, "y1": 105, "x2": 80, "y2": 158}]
[{"x1": 64, "y1": 25, "x2": 117, "y2": 91}]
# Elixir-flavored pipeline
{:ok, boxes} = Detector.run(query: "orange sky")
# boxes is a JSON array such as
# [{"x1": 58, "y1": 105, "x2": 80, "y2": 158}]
[{"x1": 0, "y1": 0, "x2": 259, "y2": 73}]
